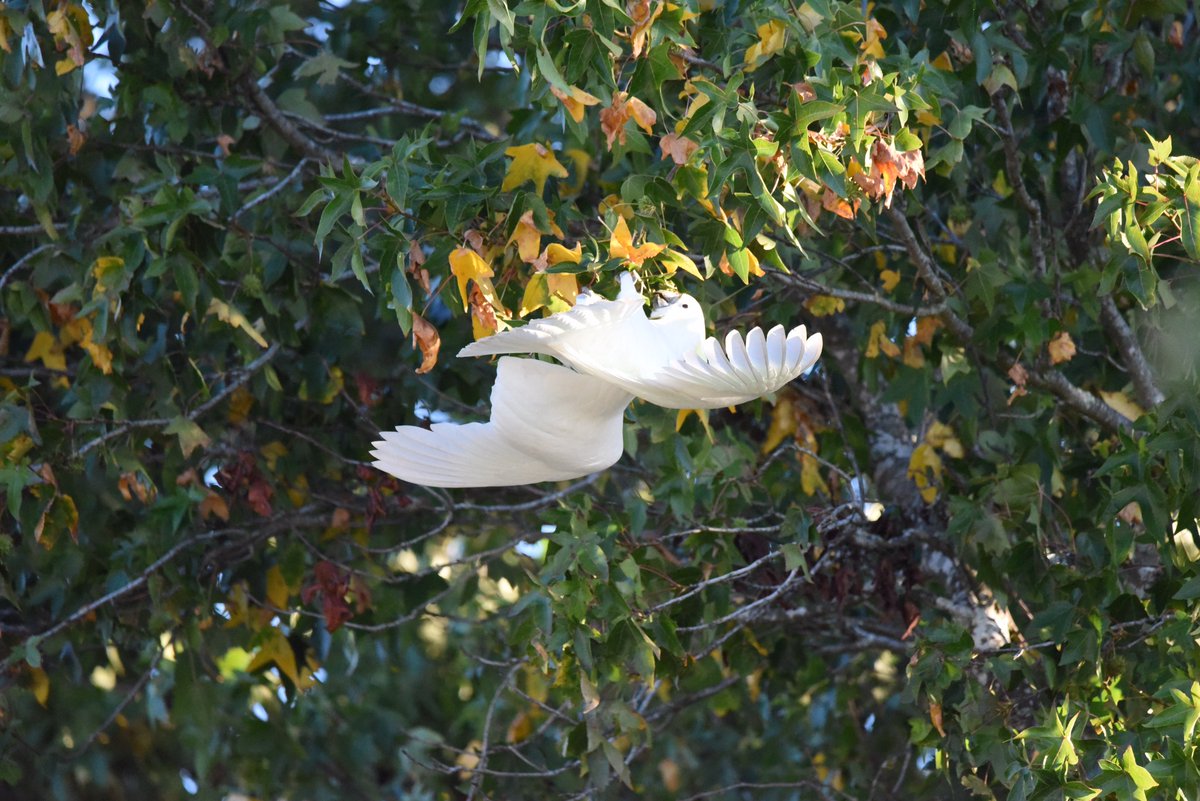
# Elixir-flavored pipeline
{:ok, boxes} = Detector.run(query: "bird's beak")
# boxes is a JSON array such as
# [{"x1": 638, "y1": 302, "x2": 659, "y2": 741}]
[{"x1": 650, "y1": 292, "x2": 679, "y2": 317}]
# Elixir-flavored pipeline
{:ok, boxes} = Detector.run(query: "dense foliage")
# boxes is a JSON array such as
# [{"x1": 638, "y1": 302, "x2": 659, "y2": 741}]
[{"x1": 2, "y1": 0, "x2": 1200, "y2": 798}]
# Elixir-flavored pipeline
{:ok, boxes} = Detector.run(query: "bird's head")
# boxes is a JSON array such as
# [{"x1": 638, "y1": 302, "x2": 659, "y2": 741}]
[{"x1": 650, "y1": 292, "x2": 706, "y2": 348}]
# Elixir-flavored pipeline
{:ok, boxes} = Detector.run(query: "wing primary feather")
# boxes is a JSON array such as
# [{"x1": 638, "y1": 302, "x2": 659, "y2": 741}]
[
  {"x1": 766, "y1": 325, "x2": 787, "y2": 384},
  {"x1": 725, "y1": 330, "x2": 755, "y2": 384},
  {"x1": 798, "y1": 331, "x2": 823, "y2": 375},
  {"x1": 745, "y1": 327, "x2": 769, "y2": 384}
]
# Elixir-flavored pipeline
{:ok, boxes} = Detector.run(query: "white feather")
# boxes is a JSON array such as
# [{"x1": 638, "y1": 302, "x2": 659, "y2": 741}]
[{"x1": 373, "y1": 274, "x2": 824, "y2": 486}]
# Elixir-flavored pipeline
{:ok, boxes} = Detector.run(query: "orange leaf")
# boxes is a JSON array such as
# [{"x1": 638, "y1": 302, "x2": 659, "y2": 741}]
[
  {"x1": 608, "y1": 217, "x2": 666, "y2": 266},
  {"x1": 469, "y1": 284, "x2": 501, "y2": 340},
  {"x1": 659, "y1": 132, "x2": 699, "y2": 166},
  {"x1": 600, "y1": 92, "x2": 656, "y2": 150},
  {"x1": 199, "y1": 491, "x2": 231, "y2": 522},
  {"x1": 1047, "y1": 330, "x2": 1076, "y2": 365},
  {"x1": 627, "y1": 0, "x2": 663, "y2": 58},
  {"x1": 412, "y1": 313, "x2": 440, "y2": 374},
  {"x1": 821, "y1": 186, "x2": 858, "y2": 220},
  {"x1": 550, "y1": 85, "x2": 601, "y2": 123}
]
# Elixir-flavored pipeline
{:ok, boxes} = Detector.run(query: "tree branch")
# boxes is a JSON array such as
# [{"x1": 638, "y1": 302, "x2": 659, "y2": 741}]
[
  {"x1": 73, "y1": 342, "x2": 282, "y2": 459},
  {"x1": 887, "y1": 205, "x2": 1134, "y2": 433},
  {"x1": 242, "y1": 76, "x2": 340, "y2": 162},
  {"x1": 992, "y1": 92, "x2": 1049, "y2": 279},
  {"x1": 1098, "y1": 295, "x2": 1164, "y2": 408}
]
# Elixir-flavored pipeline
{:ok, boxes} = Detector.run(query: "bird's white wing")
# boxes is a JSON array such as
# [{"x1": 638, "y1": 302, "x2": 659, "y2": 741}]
[
  {"x1": 372, "y1": 357, "x2": 632, "y2": 488},
  {"x1": 458, "y1": 295, "x2": 683, "y2": 378},
  {"x1": 606, "y1": 325, "x2": 823, "y2": 409}
]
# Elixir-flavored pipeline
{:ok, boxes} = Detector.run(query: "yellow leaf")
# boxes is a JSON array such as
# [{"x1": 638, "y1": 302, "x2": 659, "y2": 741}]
[
  {"x1": 25, "y1": 331, "x2": 67, "y2": 371},
  {"x1": 227, "y1": 385, "x2": 254, "y2": 425},
  {"x1": 247, "y1": 628, "x2": 317, "y2": 690},
  {"x1": 800, "y1": 453, "x2": 828, "y2": 496},
  {"x1": 795, "y1": 2, "x2": 823, "y2": 31},
  {"x1": 931, "y1": 51, "x2": 954, "y2": 71},
  {"x1": 907, "y1": 443, "x2": 943, "y2": 504},
  {"x1": 29, "y1": 666, "x2": 50, "y2": 707},
  {"x1": 865, "y1": 320, "x2": 900, "y2": 358},
  {"x1": 1047, "y1": 330, "x2": 1076, "y2": 365},
  {"x1": 506, "y1": 710, "x2": 537, "y2": 744},
  {"x1": 599, "y1": 193, "x2": 634, "y2": 220},
  {"x1": 760, "y1": 394, "x2": 797, "y2": 454},
  {"x1": 861, "y1": 18, "x2": 887, "y2": 59},
  {"x1": 545, "y1": 242, "x2": 582, "y2": 265},
  {"x1": 0, "y1": 15, "x2": 13, "y2": 55},
  {"x1": 560, "y1": 148, "x2": 591, "y2": 196},
  {"x1": 549, "y1": 85, "x2": 600, "y2": 124},
  {"x1": 925, "y1": 421, "x2": 965, "y2": 459},
  {"x1": 901, "y1": 336, "x2": 925, "y2": 368},
  {"x1": 744, "y1": 19, "x2": 787, "y2": 70},
  {"x1": 206, "y1": 298, "x2": 269, "y2": 348},
  {"x1": 502, "y1": 143, "x2": 569, "y2": 195},
  {"x1": 609, "y1": 217, "x2": 666, "y2": 266},
  {"x1": 299, "y1": 365, "x2": 344, "y2": 404},
  {"x1": 1099, "y1": 390, "x2": 1145, "y2": 422},
  {"x1": 675, "y1": 408, "x2": 712, "y2": 439},
  {"x1": 627, "y1": 0, "x2": 664, "y2": 58},
  {"x1": 449, "y1": 247, "x2": 495, "y2": 311},
  {"x1": 717, "y1": 249, "x2": 763, "y2": 280},
  {"x1": 804, "y1": 295, "x2": 845, "y2": 317},
  {"x1": 520, "y1": 273, "x2": 578, "y2": 317},
  {"x1": 265, "y1": 565, "x2": 291, "y2": 611},
  {"x1": 880, "y1": 269, "x2": 901, "y2": 292},
  {"x1": 661, "y1": 249, "x2": 704, "y2": 280},
  {"x1": 930, "y1": 700, "x2": 946, "y2": 737},
  {"x1": 627, "y1": 96, "x2": 657, "y2": 134},
  {"x1": 508, "y1": 210, "x2": 543, "y2": 263},
  {"x1": 91, "y1": 256, "x2": 125, "y2": 296},
  {"x1": 224, "y1": 582, "x2": 256, "y2": 630},
  {"x1": 79, "y1": 330, "x2": 113, "y2": 375},
  {"x1": 55, "y1": 58, "x2": 77, "y2": 76},
  {"x1": 260, "y1": 441, "x2": 288, "y2": 471},
  {"x1": 992, "y1": 169, "x2": 1012, "y2": 199}
]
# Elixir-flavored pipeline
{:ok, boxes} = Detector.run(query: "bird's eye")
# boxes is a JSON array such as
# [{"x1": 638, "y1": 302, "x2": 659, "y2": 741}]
[{"x1": 682, "y1": 303, "x2": 690, "y2": 309}]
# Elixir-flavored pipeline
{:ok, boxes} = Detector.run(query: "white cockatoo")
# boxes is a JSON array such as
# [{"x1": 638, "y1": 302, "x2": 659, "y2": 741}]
[{"x1": 372, "y1": 273, "x2": 822, "y2": 487}]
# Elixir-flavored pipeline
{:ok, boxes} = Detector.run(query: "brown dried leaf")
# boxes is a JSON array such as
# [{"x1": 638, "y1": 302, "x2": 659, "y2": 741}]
[
  {"x1": 659, "y1": 132, "x2": 699, "y2": 166},
  {"x1": 1047, "y1": 330, "x2": 1076, "y2": 365},
  {"x1": 412, "y1": 312, "x2": 441, "y2": 374}
]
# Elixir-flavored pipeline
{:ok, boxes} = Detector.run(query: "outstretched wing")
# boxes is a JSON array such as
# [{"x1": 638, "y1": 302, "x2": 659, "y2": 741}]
[
  {"x1": 458, "y1": 295, "x2": 683, "y2": 381},
  {"x1": 372, "y1": 357, "x2": 632, "y2": 488},
  {"x1": 610, "y1": 325, "x2": 823, "y2": 409}
]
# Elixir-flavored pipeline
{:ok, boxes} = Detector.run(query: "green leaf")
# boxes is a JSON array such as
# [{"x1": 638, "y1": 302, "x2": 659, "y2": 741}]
[
  {"x1": 1181, "y1": 163, "x2": 1200, "y2": 261},
  {"x1": 164, "y1": 417, "x2": 211, "y2": 459},
  {"x1": 1173, "y1": 574, "x2": 1200, "y2": 600},
  {"x1": 295, "y1": 51, "x2": 357, "y2": 87}
]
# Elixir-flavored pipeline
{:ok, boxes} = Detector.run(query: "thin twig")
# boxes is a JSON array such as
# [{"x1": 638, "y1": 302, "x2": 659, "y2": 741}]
[
  {"x1": 0, "y1": 243, "x2": 56, "y2": 294},
  {"x1": 466, "y1": 661, "x2": 524, "y2": 801},
  {"x1": 72, "y1": 343, "x2": 281, "y2": 459},
  {"x1": 243, "y1": 76, "x2": 340, "y2": 162},
  {"x1": 233, "y1": 158, "x2": 310, "y2": 219},
  {"x1": 68, "y1": 648, "x2": 165, "y2": 758}
]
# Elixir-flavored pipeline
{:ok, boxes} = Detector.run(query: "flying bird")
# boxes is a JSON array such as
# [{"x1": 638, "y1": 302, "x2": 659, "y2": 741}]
[{"x1": 372, "y1": 274, "x2": 822, "y2": 488}]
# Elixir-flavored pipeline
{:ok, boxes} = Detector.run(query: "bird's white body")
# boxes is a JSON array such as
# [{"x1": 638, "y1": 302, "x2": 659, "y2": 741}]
[{"x1": 371, "y1": 273, "x2": 822, "y2": 488}]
